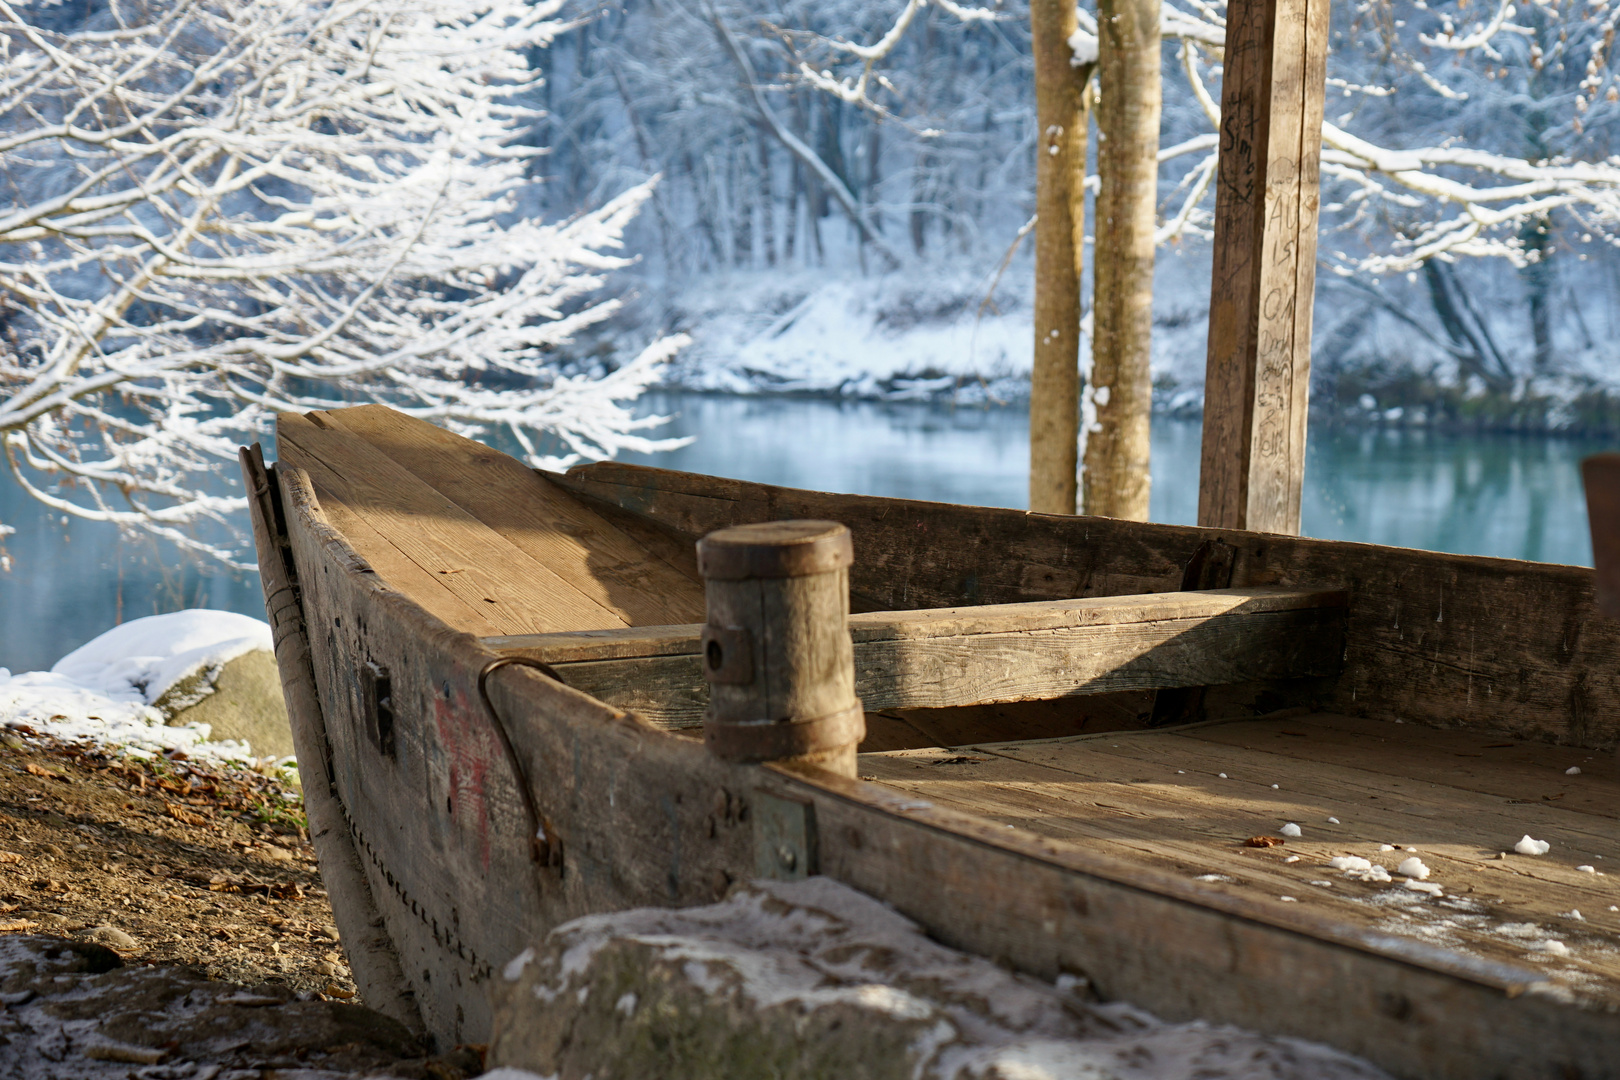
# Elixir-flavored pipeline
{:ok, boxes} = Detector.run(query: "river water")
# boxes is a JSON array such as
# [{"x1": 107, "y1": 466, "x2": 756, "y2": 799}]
[{"x1": 0, "y1": 391, "x2": 1606, "y2": 672}]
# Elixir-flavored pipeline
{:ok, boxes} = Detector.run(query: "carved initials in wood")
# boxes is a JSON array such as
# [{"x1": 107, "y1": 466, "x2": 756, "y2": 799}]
[{"x1": 1197, "y1": 0, "x2": 1331, "y2": 534}]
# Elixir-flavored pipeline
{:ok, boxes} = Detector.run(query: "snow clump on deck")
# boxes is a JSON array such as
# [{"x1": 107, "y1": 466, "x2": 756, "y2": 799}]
[
  {"x1": 0, "y1": 611, "x2": 269, "y2": 763},
  {"x1": 1329, "y1": 856, "x2": 1394, "y2": 883},
  {"x1": 1515, "y1": 835, "x2": 1552, "y2": 856},
  {"x1": 1397, "y1": 857, "x2": 1430, "y2": 880}
]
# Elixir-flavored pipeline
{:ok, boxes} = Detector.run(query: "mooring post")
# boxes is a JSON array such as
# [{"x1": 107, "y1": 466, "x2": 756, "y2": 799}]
[{"x1": 696, "y1": 520, "x2": 865, "y2": 778}]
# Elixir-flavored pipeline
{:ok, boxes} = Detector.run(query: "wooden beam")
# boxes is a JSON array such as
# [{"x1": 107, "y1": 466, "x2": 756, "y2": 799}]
[
  {"x1": 552, "y1": 460, "x2": 1620, "y2": 750},
  {"x1": 1197, "y1": 0, "x2": 1332, "y2": 534},
  {"x1": 483, "y1": 587, "x2": 1346, "y2": 727}
]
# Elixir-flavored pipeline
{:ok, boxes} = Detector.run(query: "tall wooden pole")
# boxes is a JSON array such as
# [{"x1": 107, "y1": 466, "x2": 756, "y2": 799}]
[
  {"x1": 1028, "y1": 0, "x2": 1093, "y2": 515},
  {"x1": 1088, "y1": 0, "x2": 1161, "y2": 522},
  {"x1": 1197, "y1": 0, "x2": 1331, "y2": 534}
]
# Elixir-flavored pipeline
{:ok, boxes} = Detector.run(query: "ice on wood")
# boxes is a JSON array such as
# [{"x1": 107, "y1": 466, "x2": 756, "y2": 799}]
[{"x1": 1329, "y1": 856, "x2": 1394, "y2": 884}]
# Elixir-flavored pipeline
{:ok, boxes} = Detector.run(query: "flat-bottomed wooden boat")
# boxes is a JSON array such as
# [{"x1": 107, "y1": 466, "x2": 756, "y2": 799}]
[{"x1": 243, "y1": 403, "x2": 1620, "y2": 1080}]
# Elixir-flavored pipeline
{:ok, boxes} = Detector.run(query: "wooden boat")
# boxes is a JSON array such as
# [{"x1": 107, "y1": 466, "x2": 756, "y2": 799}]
[{"x1": 241, "y1": 403, "x2": 1620, "y2": 1080}]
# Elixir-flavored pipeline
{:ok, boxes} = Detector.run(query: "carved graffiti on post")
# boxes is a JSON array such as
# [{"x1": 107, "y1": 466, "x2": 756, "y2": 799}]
[{"x1": 1198, "y1": 0, "x2": 1331, "y2": 535}]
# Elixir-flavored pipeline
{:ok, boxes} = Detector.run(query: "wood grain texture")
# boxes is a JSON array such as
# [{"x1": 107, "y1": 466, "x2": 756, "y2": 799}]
[
  {"x1": 484, "y1": 588, "x2": 1346, "y2": 726},
  {"x1": 549, "y1": 462, "x2": 1620, "y2": 750},
  {"x1": 274, "y1": 456, "x2": 1620, "y2": 1077},
  {"x1": 276, "y1": 464, "x2": 756, "y2": 1046},
  {"x1": 780, "y1": 765, "x2": 1620, "y2": 1080},
  {"x1": 240, "y1": 454, "x2": 423, "y2": 1036},
  {"x1": 1198, "y1": 0, "x2": 1332, "y2": 534},
  {"x1": 702, "y1": 556, "x2": 863, "y2": 774},
  {"x1": 319, "y1": 405, "x2": 706, "y2": 626},
  {"x1": 858, "y1": 713, "x2": 1620, "y2": 999},
  {"x1": 277, "y1": 411, "x2": 627, "y2": 636}
]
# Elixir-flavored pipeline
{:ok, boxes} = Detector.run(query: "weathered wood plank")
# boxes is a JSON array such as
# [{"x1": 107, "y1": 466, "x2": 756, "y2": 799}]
[
  {"x1": 278, "y1": 411, "x2": 627, "y2": 636},
  {"x1": 773, "y1": 765, "x2": 1620, "y2": 1080},
  {"x1": 319, "y1": 405, "x2": 706, "y2": 626},
  {"x1": 857, "y1": 716, "x2": 1620, "y2": 1003},
  {"x1": 856, "y1": 602, "x2": 1340, "y2": 710},
  {"x1": 1199, "y1": 0, "x2": 1333, "y2": 534},
  {"x1": 549, "y1": 462, "x2": 1620, "y2": 750},
  {"x1": 294, "y1": 468, "x2": 512, "y2": 638},
  {"x1": 485, "y1": 588, "x2": 1346, "y2": 725},
  {"x1": 240, "y1": 455, "x2": 423, "y2": 1035},
  {"x1": 277, "y1": 461, "x2": 751, "y2": 1042}
]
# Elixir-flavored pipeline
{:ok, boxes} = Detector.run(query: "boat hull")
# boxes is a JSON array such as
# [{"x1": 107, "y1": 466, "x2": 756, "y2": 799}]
[{"x1": 256, "y1": 454, "x2": 1620, "y2": 1078}]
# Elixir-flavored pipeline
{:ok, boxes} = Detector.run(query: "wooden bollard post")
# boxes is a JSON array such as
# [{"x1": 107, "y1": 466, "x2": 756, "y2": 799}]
[{"x1": 696, "y1": 521, "x2": 865, "y2": 778}]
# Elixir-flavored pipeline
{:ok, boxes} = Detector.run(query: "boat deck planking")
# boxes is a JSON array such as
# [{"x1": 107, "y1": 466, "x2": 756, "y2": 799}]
[
  {"x1": 860, "y1": 712, "x2": 1620, "y2": 1001},
  {"x1": 275, "y1": 406, "x2": 706, "y2": 637}
]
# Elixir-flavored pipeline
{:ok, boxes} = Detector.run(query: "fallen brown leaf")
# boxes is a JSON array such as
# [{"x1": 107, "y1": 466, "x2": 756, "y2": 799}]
[
  {"x1": 1245, "y1": 836, "x2": 1286, "y2": 848},
  {"x1": 25, "y1": 763, "x2": 69, "y2": 783},
  {"x1": 166, "y1": 803, "x2": 207, "y2": 827},
  {"x1": 0, "y1": 851, "x2": 22, "y2": 864},
  {"x1": 324, "y1": 983, "x2": 356, "y2": 999},
  {"x1": 0, "y1": 918, "x2": 38, "y2": 932}
]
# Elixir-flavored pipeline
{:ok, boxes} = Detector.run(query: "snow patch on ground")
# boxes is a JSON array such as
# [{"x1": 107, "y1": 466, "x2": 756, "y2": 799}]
[{"x1": 0, "y1": 611, "x2": 270, "y2": 762}]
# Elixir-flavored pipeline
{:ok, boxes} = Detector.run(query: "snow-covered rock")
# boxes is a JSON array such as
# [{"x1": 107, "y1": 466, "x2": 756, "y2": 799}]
[
  {"x1": 0, "y1": 610, "x2": 284, "y2": 762},
  {"x1": 51, "y1": 609, "x2": 271, "y2": 706},
  {"x1": 490, "y1": 877, "x2": 1390, "y2": 1080}
]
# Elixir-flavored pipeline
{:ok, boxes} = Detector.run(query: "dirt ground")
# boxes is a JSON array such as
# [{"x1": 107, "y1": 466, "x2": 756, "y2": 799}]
[
  {"x1": 0, "y1": 727, "x2": 352, "y2": 994},
  {"x1": 0, "y1": 726, "x2": 483, "y2": 1077}
]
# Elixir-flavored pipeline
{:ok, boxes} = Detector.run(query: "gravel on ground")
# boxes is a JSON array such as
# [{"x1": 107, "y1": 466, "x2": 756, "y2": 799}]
[{"x1": 0, "y1": 726, "x2": 483, "y2": 1078}]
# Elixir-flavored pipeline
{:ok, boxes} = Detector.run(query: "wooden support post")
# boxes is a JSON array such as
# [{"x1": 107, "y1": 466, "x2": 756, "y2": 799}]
[
  {"x1": 1197, "y1": 0, "x2": 1331, "y2": 534},
  {"x1": 696, "y1": 521, "x2": 865, "y2": 777}
]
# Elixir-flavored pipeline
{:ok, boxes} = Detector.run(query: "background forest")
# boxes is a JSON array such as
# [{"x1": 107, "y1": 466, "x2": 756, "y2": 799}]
[{"x1": 537, "y1": 0, "x2": 1620, "y2": 429}]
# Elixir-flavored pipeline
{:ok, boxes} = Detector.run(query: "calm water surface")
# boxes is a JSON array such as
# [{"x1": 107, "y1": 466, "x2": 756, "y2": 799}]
[{"x1": 0, "y1": 392, "x2": 1605, "y2": 671}]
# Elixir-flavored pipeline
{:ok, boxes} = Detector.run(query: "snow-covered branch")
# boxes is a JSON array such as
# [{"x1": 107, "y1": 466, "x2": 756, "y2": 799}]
[
  {"x1": 1167, "y1": 5, "x2": 1620, "y2": 271},
  {"x1": 0, "y1": 0, "x2": 684, "y2": 566}
]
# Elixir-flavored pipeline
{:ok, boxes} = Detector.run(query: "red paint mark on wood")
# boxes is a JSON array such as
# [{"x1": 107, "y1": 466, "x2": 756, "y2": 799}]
[{"x1": 435, "y1": 686, "x2": 495, "y2": 871}]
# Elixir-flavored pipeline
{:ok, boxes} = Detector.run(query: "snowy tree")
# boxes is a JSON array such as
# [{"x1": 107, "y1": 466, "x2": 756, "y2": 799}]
[
  {"x1": 0, "y1": 0, "x2": 684, "y2": 565},
  {"x1": 1161, "y1": 0, "x2": 1620, "y2": 387},
  {"x1": 696, "y1": 0, "x2": 1620, "y2": 385}
]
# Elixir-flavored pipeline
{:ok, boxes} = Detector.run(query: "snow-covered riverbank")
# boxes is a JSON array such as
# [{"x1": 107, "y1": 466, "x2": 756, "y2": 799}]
[{"x1": 613, "y1": 258, "x2": 1620, "y2": 433}]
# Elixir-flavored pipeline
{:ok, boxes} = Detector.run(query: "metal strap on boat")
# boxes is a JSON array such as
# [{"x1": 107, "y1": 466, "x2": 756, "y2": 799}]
[{"x1": 476, "y1": 656, "x2": 567, "y2": 871}]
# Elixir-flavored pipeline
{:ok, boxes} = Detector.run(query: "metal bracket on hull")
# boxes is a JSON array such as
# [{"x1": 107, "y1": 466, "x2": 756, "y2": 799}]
[{"x1": 753, "y1": 791, "x2": 818, "y2": 881}]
